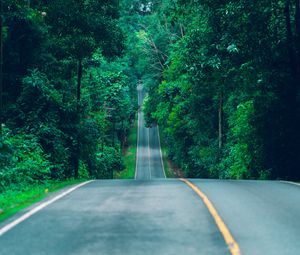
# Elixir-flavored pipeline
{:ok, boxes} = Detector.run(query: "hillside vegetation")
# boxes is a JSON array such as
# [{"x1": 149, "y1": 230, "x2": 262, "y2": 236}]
[
  {"x1": 0, "y1": 0, "x2": 299, "y2": 199},
  {"x1": 129, "y1": 0, "x2": 300, "y2": 180}
]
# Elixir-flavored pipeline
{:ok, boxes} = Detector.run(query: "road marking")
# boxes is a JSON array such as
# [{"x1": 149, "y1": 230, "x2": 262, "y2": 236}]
[
  {"x1": 180, "y1": 178, "x2": 241, "y2": 255},
  {"x1": 148, "y1": 127, "x2": 152, "y2": 180},
  {"x1": 135, "y1": 103, "x2": 140, "y2": 179},
  {"x1": 280, "y1": 181, "x2": 300, "y2": 187},
  {"x1": 157, "y1": 125, "x2": 166, "y2": 178},
  {"x1": 0, "y1": 181, "x2": 93, "y2": 237}
]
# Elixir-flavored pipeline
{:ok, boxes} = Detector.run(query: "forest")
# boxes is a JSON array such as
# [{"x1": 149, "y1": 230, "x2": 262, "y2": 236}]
[
  {"x1": 138, "y1": 0, "x2": 300, "y2": 180},
  {"x1": 0, "y1": 0, "x2": 138, "y2": 197},
  {"x1": 0, "y1": 0, "x2": 300, "y2": 197}
]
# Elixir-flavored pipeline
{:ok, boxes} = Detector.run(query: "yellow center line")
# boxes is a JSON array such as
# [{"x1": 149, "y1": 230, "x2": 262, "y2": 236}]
[{"x1": 180, "y1": 178, "x2": 241, "y2": 255}]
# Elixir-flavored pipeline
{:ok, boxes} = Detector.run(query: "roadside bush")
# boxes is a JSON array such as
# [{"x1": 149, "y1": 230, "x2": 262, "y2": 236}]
[
  {"x1": 0, "y1": 127, "x2": 52, "y2": 192},
  {"x1": 78, "y1": 160, "x2": 90, "y2": 179},
  {"x1": 95, "y1": 146, "x2": 124, "y2": 179}
]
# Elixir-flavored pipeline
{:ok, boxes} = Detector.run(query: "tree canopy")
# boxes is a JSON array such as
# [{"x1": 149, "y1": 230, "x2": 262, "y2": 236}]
[
  {"x1": 0, "y1": 0, "x2": 135, "y2": 192},
  {"x1": 1, "y1": 0, "x2": 299, "y2": 193},
  {"x1": 126, "y1": 0, "x2": 300, "y2": 180}
]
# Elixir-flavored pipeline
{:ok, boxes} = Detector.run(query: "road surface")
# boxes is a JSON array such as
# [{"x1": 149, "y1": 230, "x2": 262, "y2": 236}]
[
  {"x1": 135, "y1": 84, "x2": 165, "y2": 180},
  {"x1": 1, "y1": 86, "x2": 300, "y2": 254}
]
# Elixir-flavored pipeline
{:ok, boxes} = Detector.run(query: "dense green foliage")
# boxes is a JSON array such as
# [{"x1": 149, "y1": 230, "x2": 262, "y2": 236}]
[
  {"x1": 0, "y1": 0, "x2": 136, "y2": 192},
  {"x1": 114, "y1": 115, "x2": 137, "y2": 179},
  {"x1": 127, "y1": 0, "x2": 300, "y2": 179},
  {"x1": 1, "y1": 0, "x2": 300, "y2": 191}
]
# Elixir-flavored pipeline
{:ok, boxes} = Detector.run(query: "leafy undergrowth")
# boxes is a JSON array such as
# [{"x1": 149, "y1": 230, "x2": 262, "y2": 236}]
[
  {"x1": 0, "y1": 179, "x2": 86, "y2": 223},
  {"x1": 159, "y1": 128, "x2": 184, "y2": 178},
  {"x1": 114, "y1": 117, "x2": 137, "y2": 179}
]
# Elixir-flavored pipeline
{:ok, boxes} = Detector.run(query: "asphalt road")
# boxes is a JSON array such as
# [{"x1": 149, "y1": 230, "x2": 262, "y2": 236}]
[
  {"x1": 135, "y1": 84, "x2": 165, "y2": 180},
  {"x1": 2, "y1": 180, "x2": 300, "y2": 255},
  {"x1": 1, "y1": 86, "x2": 300, "y2": 254},
  {"x1": 190, "y1": 179, "x2": 300, "y2": 255},
  {"x1": 0, "y1": 180, "x2": 229, "y2": 255}
]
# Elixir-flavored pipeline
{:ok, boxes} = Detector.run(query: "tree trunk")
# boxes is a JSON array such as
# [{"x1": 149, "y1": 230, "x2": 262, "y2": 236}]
[
  {"x1": 74, "y1": 58, "x2": 83, "y2": 179},
  {"x1": 295, "y1": 0, "x2": 300, "y2": 73},
  {"x1": 284, "y1": 0, "x2": 299, "y2": 179},
  {"x1": 296, "y1": 0, "x2": 300, "y2": 33},
  {"x1": 77, "y1": 58, "x2": 83, "y2": 109},
  {"x1": 285, "y1": 0, "x2": 297, "y2": 76},
  {"x1": 0, "y1": 1, "x2": 3, "y2": 136},
  {"x1": 180, "y1": 24, "x2": 185, "y2": 38},
  {"x1": 218, "y1": 90, "x2": 223, "y2": 150},
  {"x1": 112, "y1": 121, "x2": 115, "y2": 147}
]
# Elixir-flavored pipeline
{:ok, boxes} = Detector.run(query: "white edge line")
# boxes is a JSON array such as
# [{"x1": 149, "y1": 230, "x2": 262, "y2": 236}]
[
  {"x1": 157, "y1": 125, "x2": 166, "y2": 178},
  {"x1": 135, "y1": 89, "x2": 140, "y2": 180},
  {"x1": 280, "y1": 180, "x2": 300, "y2": 187},
  {"x1": 0, "y1": 180, "x2": 93, "y2": 236},
  {"x1": 148, "y1": 127, "x2": 152, "y2": 180}
]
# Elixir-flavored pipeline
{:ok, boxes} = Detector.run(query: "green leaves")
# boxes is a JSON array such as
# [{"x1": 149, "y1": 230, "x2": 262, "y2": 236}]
[
  {"x1": 1, "y1": 0, "x2": 136, "y2": 190},
  {"x1": 22, "y1": 69, "x2": 62, "y2": 104},
  {"x1": 0, "y1": 127, "x2": 52, "y2": 192},
  {"x1": 46, "y1": 0, "x2": 124, "y2": 61},
  {"x1": 227, "y1": 44, "x2": 239, "y2": 53},
  {"x1": 139, "y1": 0, "x2": 300, "y2": 180},
  {"x1": 223, "y1": 100, "x2": 256, "y2": 179}
]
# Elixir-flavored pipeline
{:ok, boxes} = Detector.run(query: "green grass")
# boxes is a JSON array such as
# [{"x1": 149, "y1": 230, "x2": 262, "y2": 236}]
[
  {"x1": 0, "y1": 179, "x2": 86, "y2": 223},
  {"x1": 114, "y1": 118, "x2": 137, "y2": 179}
]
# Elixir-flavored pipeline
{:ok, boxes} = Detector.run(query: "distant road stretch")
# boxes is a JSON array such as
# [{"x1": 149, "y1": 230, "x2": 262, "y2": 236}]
[{"x1": 135, "y1": 84, "x2": 165, "y2": 179}]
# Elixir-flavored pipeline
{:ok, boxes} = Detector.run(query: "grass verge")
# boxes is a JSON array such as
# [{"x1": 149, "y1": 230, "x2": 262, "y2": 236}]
[
  {"x1": 114, "y1": 117, "x2": 137, "y2": 179},
  {"x1": 0, "y1": 179, "x2": 86, "y2": 223}
]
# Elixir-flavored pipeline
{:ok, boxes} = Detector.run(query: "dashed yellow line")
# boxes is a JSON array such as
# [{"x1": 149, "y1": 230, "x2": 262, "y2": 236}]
[{"x1": 180, "y1": 178, "x2": 241, "y2": 255}]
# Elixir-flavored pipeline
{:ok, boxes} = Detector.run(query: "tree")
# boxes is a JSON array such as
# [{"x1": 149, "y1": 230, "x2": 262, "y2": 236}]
[{"x1": 140, "y1": 0, "x2": 300, "y2": 179}]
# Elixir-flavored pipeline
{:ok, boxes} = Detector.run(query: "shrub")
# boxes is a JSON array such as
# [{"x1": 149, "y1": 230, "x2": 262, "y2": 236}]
[{"x1": 0, "y1": 127, "x2": 51, "y2": 192}]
